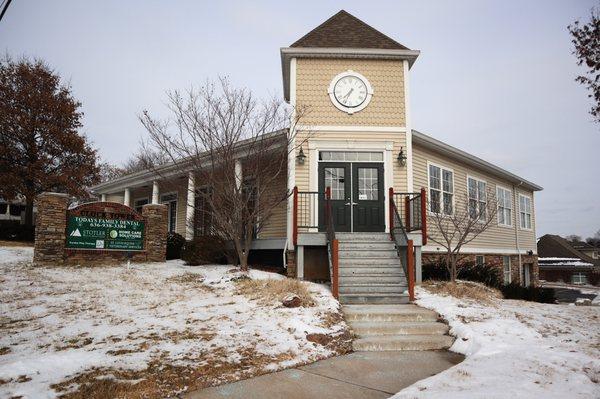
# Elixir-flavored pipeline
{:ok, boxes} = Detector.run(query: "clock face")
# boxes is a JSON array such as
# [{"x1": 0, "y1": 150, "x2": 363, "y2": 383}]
[
  {"x1": 333, "y1": 76, "x2": 368, "y2": 108},
  {"x1": 328, "y1": 71, "x2": 373, "y2": 114}
]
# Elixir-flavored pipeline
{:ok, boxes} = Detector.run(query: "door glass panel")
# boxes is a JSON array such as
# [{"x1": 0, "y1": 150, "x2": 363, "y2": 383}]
[
  {"x1": 358, "y1": 168, "x2": 378, "y2": 201},
  {"x1": 324, "y1": 167, "x2": 345, "y2": 200}
]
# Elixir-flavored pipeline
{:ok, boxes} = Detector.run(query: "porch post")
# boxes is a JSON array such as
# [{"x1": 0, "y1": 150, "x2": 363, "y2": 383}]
[
  {"x1": 152, "y1": 181, "x2": 159, "y2": 204},
  {"x1": 415, "y1": 245, "x2": 422, "y2": 285},
  {"x1": 123, "y1": 188, "x2": 131, "y2": 207},
  {"x1": 101, "y1": 194, "x2": 106, "y2": 202},
  {"x1": 297, "y1": 245, "x2": 304, "y2": 280},
  {"x1": 185, "y1": 172, "x2": 195, "y2": 241},
  {"x1": 235, "y1": 159, "x2": 243, "y2": 191}
]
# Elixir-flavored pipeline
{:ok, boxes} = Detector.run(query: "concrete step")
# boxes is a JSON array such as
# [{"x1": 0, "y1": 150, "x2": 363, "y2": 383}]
[
  {"x1": 336, "y1": 233, "x2": 390, "y2": 241},
  {"x1": 339, "y1": 241, "x2": 397, "y2": 250},
  {"x1": 350, "y1": 321, "x2": 449, "y2": 336},
  {"x1": 339, "y1": 283, "x2": 407, "y2": 294},
  {"x1": 339, "y1": 267, "x2": 404, "y2": 276},
  {"x1": 339, "y1": 274, "x2": 407, "y2": 284},
  {"x1": 343, "y1": 305, "x2": 439, "y2": 322},
  {"x1": 353, "y1": 334, "x2": 454, "y2": 351},
  {"x1": 339, "y1": 293, "x2": 410, "y2": 305},
  {"x1": 338, "y1": 249, "x2": 399, "y2": 258},
  {"x1": 339, "y1": 254, "x2": 402, "y2": 268}
]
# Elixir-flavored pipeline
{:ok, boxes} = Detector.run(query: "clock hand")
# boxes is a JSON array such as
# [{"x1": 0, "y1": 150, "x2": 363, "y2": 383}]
[{"x1": 342, "y1": 88, "x2": 354, "y2": 101}]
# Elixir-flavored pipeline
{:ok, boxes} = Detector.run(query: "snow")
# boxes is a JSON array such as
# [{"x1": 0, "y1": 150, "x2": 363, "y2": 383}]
[
  {"x1": 0, "y1": 247, "x2": 347, "y2": 398},
  {"x1": 538, "y1": 257, "x2": 594, "y2": 267},
  {"x1": 393, "y1": 285, "x2": 600, "y2": 399}
]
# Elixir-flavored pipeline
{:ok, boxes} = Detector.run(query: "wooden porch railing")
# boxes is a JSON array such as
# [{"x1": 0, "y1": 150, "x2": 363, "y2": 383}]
[
  {"x1": 391, "y1": 187, "x2": 427, "y2": 246},
  {"x1": 389, "y1": 187, "x2": 416, "y2": 301},
  {"x1": 293, "y1": 186, "x2": 338, "y2": 299}
]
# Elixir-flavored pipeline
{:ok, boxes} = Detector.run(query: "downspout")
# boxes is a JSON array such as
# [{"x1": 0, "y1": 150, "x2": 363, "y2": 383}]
[{"x1": 513, "y1": 181, "x2": 524, "y2": 283}]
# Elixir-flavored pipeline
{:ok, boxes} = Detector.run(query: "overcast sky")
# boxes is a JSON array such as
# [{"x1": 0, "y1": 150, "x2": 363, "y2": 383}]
[{"x1": 1, "y1": 1, "x2": 598, "y2": 238}]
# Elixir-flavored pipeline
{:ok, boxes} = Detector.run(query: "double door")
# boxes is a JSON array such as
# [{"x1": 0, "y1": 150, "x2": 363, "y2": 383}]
[{"x1": 318, "y1": 162, "x2": 385, "y2": 232}]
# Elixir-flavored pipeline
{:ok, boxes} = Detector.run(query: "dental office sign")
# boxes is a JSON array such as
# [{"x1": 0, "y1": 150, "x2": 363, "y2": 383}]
[{"x1": 66, "y1": 203, "x2": 145, "y2": 251}]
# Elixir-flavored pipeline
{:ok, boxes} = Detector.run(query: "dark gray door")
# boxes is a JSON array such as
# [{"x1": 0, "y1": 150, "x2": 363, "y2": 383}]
[
  {"x1": 318, "y1": 163, "x2": 351, "y2": 232},
  {"x1": 352, "y1": 163, "x2": 385, "y2": 232}
]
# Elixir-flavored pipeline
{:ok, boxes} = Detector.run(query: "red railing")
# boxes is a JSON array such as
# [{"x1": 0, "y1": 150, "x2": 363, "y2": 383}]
[
  {"x1": 391, "y1": 188, "x2": 427, "y2": 245},
  {"x1": 325, "y1": 187, "x2": 339, "y2": 299},
  {"x1": 407, "y1": 239, "x2": 415, "y2": 301},
  {"x1": 389, "y1": 189, "x2": 416, "y2": 302},
  {"x1": 292, "y1": 186, "x2": 298, "y2": 246}
]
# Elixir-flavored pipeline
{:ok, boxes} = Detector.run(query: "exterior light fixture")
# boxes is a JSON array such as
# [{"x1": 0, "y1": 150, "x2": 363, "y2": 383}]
[
  {"x1": 296, "y1": 147, "x2": 307, "y2": 165},
  {"x1": 397, "y1": 146, "x2": 406, "y2": 166}
]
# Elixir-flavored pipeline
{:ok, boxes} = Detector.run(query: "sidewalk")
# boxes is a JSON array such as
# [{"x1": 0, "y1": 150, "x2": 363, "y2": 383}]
[{"x1": 185, "y1": 351, "x2": 463, "y2": 399}]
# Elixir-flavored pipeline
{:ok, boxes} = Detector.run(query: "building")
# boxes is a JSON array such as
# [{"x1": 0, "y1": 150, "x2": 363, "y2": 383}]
[
  {"x1": 92, "y1": 11, "x2": 542, "y2": 300},
  {"x1": 0, "y1": 198, "x2": 35, "y2": 225},
  {"x1": 537, "y1": 234, "x2": 600, "y2": 286}
]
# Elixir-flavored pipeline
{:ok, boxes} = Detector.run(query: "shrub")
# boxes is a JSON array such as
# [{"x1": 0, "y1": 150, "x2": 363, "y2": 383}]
[
  {"x1": 422, "y1": 261, "x2": 501, "y2": 288},
  {"x1": 166, "y1": 232, "x2": 185, "y2": 260},
  {"x1": 500, "y1": 283, "x2": 556, "y2": 303},
  {"x1": 422, "y1": 261, "x2": 450, "y2": 281},
  {"x1": 0, "y1": 221, "x2": 35, "y2": 242},
  {"x1": 181, "y1": 235, "x2": 228, "y2": 266},
  {"x1": 458, "y1": 263, "x2": 502, "y2": 288}
]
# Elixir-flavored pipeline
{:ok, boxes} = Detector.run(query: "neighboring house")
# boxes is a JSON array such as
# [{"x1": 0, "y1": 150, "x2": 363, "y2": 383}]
[
  {"x1": 0, "y1": 198, "x2": 36, "y2": 225},
  {"x1": 537, "y1": 234, "x2": 600, "y2": 286},
  {"x1": 91, "y1": 11, "x2": 542, "y2": 296},
  {"x1": 570, "y1": 240, "x2": 600, "y2": 260}
]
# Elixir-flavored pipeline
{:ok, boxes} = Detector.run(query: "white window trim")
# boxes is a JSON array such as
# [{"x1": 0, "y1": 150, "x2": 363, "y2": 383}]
[
  {"x1": 518, "y1": 193, "x2": 533, "y2": 231},
  {"x1": 161, "y1": 191, "x2": 178, "y2": 232},
  {"x1": 427, "y1": 161, "x2": 455, "y2": 216},
  {"x1": 467, "y1": 174, "x2": 488, "y2": 222},
  {"x1": 496, "y1": 185, "x2": 513, "y2": 228}
]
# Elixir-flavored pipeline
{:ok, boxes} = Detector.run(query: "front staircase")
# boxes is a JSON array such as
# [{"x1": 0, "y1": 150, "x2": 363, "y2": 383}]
[
  {"x1": 334, "y1": 232, "x2": 453, "y2": 351},
  {"x1": 337, "y1": 232, "x2": 409, "y2": 305}
]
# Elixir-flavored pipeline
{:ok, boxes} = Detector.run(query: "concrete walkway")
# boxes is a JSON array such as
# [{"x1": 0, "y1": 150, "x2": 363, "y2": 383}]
[{"x1": 185, "y1": 351, "x2": 463, "y2": 399}]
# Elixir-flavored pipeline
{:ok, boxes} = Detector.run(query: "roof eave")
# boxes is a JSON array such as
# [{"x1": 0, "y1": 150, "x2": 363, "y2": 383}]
[
  {"x1": 412, "y1": 130, "x2": 543, "y2": 192},
  {"x1": 281, "y1": 47, "x2": 420, "y2": 102}
]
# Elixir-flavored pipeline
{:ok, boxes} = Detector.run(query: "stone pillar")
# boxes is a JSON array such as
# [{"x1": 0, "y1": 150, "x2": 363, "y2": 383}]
[
  {"x1": 124, "y1": 188, "x2": 131, "y2": 207},
  {"x1": 152, "y1": 181, "x2": 159, "y2": 204},
  {"x1": 142, "y1": 204, "x2": 168, "y2": 262},
  {"x1": 101, "y1": 194, "x2": 107, "y2": 202},
  {"x1": 33, "y1": 192, "x2": 69, "y2": 266},
  {"x1": 185, "y1": 172, "x2": 195, "y2": 241}
]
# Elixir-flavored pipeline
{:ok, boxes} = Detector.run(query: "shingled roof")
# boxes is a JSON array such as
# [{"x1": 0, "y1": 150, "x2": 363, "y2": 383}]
[{"x1": 290, "y1": 10, "x2": 409, "y2": 50}]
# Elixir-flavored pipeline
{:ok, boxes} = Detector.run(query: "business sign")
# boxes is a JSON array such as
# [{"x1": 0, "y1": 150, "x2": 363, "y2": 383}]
[{"x1": 65, "y1": 203, "x2": 145, "y2": 251}]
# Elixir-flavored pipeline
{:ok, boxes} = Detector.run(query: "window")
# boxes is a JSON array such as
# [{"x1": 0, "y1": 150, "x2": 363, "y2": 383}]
[
  {"x1": 134, "y1": 198, "x2": 149, "y2": 214},
  {"x1": 519, "y1": 194, "x2": 532, "y2": 230},
  {"x1": 357, "y1": 167, "x2": 379, "y2": 200},
  {"x1": 161, "y1": 193, "x2": 178, "y2": 233},
  {"x1": 319, "y1": 151, "x2": 383, "y2": 162},
  {"x1": 324, "y1": 167, "x2": 345, "y2": 200},
  {"x1": 571, "y1": 273, "x2": 587, "y2": 285},
  {"x1": 476, "y1": 255, "x2": 485, "y2": 266},
  {"x1": 428, "y1": 164, "x2": 453, "y2": 215},
  {"x1": 0, "y1": 203, "x2": 6, "y2": 214},
  {"x1": 497, "y1": 187, "x2": 512, "y2": 227},
  {"x1": 468, "y1": 177, "x2": 487, "y2": 221},
  {"x1": 503, "y1": 256, "x2": 511, "y2": 284}
]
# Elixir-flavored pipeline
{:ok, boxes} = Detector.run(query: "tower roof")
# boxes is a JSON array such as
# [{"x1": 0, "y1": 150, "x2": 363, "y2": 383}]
[{"x1": 290, "y1": 10, "x2": 409, "y2": 50}]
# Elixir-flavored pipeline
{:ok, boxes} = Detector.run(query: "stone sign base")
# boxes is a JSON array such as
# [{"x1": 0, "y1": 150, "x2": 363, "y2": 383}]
[{"x1": 33, "y1": 192, "x2": 168, "y2": 267}]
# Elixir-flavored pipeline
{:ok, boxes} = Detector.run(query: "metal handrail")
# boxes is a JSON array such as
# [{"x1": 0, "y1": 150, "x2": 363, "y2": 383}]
[
  {"x1": 389, "y1": 188, "x2": 415, "y2": 301},
  {"x1": 324, "y1": 187, "x2": 339, "y2": 299}
]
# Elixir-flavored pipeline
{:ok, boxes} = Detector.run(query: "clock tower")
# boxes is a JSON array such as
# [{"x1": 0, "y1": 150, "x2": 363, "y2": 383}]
[{"x1": 281, "y1": 10, "x2": 420, "y2": 240}]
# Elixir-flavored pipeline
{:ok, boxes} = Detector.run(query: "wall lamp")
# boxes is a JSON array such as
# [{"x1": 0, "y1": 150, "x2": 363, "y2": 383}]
[
  {"x1": 296, "y1": 146, "x2": 307, "y2": 165},
  {"x1": 397, "y1": 146, "x2": 406, "y2": 167}
]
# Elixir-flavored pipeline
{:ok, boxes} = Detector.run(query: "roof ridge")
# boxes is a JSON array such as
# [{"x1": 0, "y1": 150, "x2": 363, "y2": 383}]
[{"x1": 290, "y1": 10, "x2": 409, "y2": 50}]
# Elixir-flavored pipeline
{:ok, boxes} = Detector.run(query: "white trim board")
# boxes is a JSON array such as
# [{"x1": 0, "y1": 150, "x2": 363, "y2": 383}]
[
  {"x1": 296, "y1": 125, "x2": 406, "y2": 133},
  {"x1": 422, "y1": 246, "x2": 537, "y2": 256}
]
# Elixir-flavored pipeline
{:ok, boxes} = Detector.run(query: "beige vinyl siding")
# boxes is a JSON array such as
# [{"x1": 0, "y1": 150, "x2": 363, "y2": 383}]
[
  {"x1": 105, "y1": 194, "x2": 124, "y2": 203},
  {"x1": 295, "y1": 131, "x2": 408, "y2": 194},
  {"x1": 296, "y1": 58, "x2": 405, "y2": 127},
  {"x1": 413, "y1": 144, "x2": 537, "y2": 253},
  {"x1": 258, "y1": 169, "x2": 288, "y2": 238}
]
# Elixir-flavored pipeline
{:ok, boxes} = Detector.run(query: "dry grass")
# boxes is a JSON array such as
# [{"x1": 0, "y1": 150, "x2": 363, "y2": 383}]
[
  {"x1": 235, "y1": 278, "x2": 315, "y2": 307},
  {"x1": 423, "y1": 280, "x2": 502, "y2": 302},
  {"x1": 0, "y1": 240, "x2": 33, "y2": 247}
]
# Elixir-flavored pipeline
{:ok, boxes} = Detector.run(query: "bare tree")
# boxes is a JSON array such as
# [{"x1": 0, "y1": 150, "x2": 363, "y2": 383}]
[
  {"x1": 426, "y1": 188, "x2": 499, "y2": 282},
  {"x1": 139, "y1": 78, "x2": 307, "y2": 271}
]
